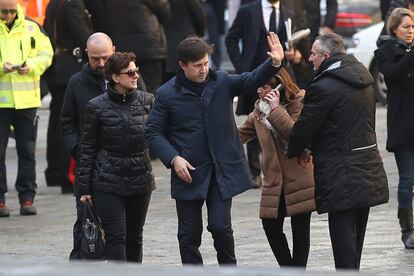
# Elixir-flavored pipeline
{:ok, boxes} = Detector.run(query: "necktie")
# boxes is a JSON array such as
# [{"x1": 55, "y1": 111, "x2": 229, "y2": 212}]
[{"x1": 269, "y1": 6, "x2": 277, "y2": 33}]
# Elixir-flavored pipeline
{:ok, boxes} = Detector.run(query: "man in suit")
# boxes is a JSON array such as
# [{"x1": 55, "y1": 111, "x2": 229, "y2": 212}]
[
  {"x1": 145, "y1": 33, "x2": 284, "y2": 265},
  {"x1": 225, "y1": 0, "x2": 310, "y2": 188}
]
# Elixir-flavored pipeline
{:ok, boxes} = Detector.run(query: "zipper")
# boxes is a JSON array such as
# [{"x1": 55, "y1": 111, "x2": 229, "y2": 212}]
[{"x1": 351, "y1": 144, "x2": 376, "y2": 152}]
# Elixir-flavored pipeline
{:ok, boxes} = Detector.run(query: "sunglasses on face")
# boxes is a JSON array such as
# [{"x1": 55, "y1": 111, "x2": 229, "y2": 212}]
[
  {"x1": 117, "y1": 67, "x2": 140, "y2": 78},
  {"x1": 1, "y1": 9, "x2": 17, "y2": 15}
]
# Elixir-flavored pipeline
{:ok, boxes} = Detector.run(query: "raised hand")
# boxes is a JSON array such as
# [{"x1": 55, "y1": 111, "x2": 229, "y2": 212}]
[{"x1": 267, "y1": 32, "x2": 284, "y2": 67}]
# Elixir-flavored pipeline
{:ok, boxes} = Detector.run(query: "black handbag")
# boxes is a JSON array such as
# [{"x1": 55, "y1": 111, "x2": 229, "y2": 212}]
[{"x1": 79, "y1": 200, "x2": 106, "y2": 260}]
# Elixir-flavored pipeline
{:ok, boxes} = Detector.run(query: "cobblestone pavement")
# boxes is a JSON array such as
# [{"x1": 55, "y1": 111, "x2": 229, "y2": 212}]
[{"x1": 1, "y1": 101, "x2": 413, "y2": 274}]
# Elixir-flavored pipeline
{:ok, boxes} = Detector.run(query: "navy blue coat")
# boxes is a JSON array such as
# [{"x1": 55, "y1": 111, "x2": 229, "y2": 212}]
[{"x1": 145, "y1": 59, "x2": 280, "y2": 200}]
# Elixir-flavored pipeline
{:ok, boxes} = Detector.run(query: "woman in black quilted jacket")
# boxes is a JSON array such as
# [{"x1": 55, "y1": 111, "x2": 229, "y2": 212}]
[{"x1": 77, "y1": 52, "x2": 155, "y2": 262}]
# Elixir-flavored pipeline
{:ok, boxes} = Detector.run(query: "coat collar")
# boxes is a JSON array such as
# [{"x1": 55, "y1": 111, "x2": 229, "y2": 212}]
[
  {"x1": 106, "y1": 85, "x2": 137, "y2": 103},
  {"x1": 173, "y1": 69, "x2": 217, "y2": 91}
]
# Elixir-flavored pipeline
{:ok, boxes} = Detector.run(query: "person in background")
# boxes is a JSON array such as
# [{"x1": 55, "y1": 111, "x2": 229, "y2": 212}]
[
  {"x1": 305, "y1": 0, "x2": 337, "y2": 42},
  {"x1": 145, "y1": 33, "x2": 284, "y2": 265},
  {"x1": 375, "y1": 7, "x2": 414, "y2": 249},
  {"x1": 43, "y1": 0, "x2": 92, "y2": 193},
  {"x1": 238, "y1": 68, "x2": 315, "y2": 267},
  {"x1": 271, "y1": 33, "x2": 389, "y2": 270},
  {"x1": 0, "y1": 0, "x2": 53, "y2": 217},
  {"x1": 163, "y1": 0, "x2": 205, "y2": 81},
  {"x1": 381, "y1": 0, "x2": 414, "y2": 34},
  {"x1": 84, "y1": 0, "x2": 170, "y2": 94},
  {"x1": 77, "y1": 52, "x2": 155, "y2": 262},
  {"x1": 201, "y1": 0, "x2": 225, "y2": 70},
  {"x1": 226, "y1": 0, "x2": 310, "y2": 188},
  {"x1": 61, "y1": 32, "x2": 114, "y2": 259}
]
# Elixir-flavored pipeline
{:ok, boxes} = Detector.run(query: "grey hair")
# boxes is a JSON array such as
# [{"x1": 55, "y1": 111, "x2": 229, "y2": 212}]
[{"x1": 314, "y1": 33, "x2": 346, "y2": 55}]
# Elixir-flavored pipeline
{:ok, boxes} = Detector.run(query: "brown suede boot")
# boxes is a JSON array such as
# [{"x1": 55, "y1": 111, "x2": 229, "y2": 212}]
[{"x1": 398, "y1": 207, "x2": 414, "y2": 249}]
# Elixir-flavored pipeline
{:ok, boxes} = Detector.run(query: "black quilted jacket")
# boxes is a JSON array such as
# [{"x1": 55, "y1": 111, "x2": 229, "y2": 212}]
[{"x1": 76, "y1": 86, "x2": 155, "y2": 196}]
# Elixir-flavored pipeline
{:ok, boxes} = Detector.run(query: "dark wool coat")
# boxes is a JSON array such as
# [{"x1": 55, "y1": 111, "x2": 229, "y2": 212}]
[
  {"x1": 145, "y1": 59, "x2": 280, "y2": 200},
  {"x1": 84, "y1": 0, "x2": 170, "y2": 59},
  {"x1": 375, "y1": 37, "x2": 414, "y2": 151},
  {"x1": 43, "y1": 0, "x2": 93, "y2": 86},
  {"x1": 164, "y1": 0, "x2": 205, "y2": 73},
  {"x1": 76, "y1": 87, "x2": 155, "y2": 197},
  {"x1": 272, "y1": 54, "x2": 389, "y2": 214}
]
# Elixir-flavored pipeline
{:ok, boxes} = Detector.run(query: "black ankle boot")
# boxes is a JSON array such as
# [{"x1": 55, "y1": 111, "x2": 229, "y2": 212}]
[{"x1": 398, "y1": 207, "x2": 414, "y2": 249}]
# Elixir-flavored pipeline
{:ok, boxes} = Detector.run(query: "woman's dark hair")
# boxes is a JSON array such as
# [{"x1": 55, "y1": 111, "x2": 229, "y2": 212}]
[
  {"x1": 177, "y1": 36, "x2": 214, "y2": 64},
  {"x1": 104, "y1": 52, "x2": 136, "y2": 85},
  {"x1": 268, "y1": 68, "x2": 301, "y2": 101},
  {"x1": 387, "y1": 8, "x2": 414, "y2": 36}
]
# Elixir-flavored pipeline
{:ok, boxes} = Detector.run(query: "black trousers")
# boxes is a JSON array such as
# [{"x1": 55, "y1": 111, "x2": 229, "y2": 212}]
[
  {"x1": 45, "y1": 84, "x2": 72, "y2": 192},
  {"x1": 262, "y1": 194, "x2": 311, "y2": 267},
  {"x1": 175, "y1": 183, "x2": 236, "y2": 265},
  {"x1": 0, "y1": 108, "x2": 38, "y2": 203},
  {"x1": 93, "y1": 190, "x2": 151, "y2": 262},
  {"x1": 328, "y1": 207, "x2": 370, "y2": 270},
  {"x1": 246, "y1": 137, "x2": 261, "y2": 178}
]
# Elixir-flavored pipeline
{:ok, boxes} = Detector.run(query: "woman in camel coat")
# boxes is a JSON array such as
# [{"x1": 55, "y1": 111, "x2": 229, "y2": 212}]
[{"x1": 238, "y1": 68, "x2": 315, "y2": 267}]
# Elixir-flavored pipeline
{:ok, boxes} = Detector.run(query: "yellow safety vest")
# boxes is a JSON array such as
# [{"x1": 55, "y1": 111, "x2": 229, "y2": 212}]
[{"x1": 0, "y1": 4, "x2": 53, "y2": 109}]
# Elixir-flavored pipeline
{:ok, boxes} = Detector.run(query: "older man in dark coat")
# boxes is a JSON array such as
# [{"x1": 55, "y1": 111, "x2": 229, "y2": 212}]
[
  {"x1": 145, "y1": 33, "x2": 284, "y2": 265},
  {"x1": 271, "y1": 33, "x2": 389, "y2": 270}
]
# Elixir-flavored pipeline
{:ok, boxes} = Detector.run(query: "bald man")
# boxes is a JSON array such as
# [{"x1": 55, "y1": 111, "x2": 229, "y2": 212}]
[{"x1": 0, "y1": 0, "x2": 53, "y2": 217}]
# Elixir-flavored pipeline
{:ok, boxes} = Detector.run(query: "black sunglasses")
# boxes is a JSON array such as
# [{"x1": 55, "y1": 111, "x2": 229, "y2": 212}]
[
  {"x1": 117, "y1": 67, "x2": 140, "y2": 78},
  {"x1": 1, "y1": 9, "x2": 17, "y2": 15}
]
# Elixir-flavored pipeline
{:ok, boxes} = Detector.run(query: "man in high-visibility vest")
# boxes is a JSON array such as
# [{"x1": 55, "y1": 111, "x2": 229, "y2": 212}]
[{"x1": 0, "y1": 0, "x2": 53, "y2": 217}]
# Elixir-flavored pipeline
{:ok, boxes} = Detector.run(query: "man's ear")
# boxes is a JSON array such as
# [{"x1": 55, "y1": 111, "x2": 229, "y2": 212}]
[{"x1": 178, "y1": 61, "x2": 186, "y2": 70}]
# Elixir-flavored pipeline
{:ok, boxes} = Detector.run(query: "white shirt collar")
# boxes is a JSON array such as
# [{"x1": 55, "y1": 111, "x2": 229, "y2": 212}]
[{"x1": 262, "y1": 0, "x2": 280, "y2": 10}]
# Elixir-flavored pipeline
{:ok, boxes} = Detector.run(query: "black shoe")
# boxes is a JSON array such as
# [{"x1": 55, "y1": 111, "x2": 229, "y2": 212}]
[
  {"x1": 61, "y1": 184, "x2": 74, "y2": 194},
  {"x1": 402, "y1": 232, "x2": 414, "y2": 249},
  {"x1": 46, "y1": 181, "x2": 60, "y2": 187},
  {"x1": 0, "y1": 201, "x2": 10, "y2": 217},
  {"x1": 251, "y1": 175, "x2": 262, "y2": 189},
  {"x1": 20, "y1": 200, "x2": 37, "y2": 216}
]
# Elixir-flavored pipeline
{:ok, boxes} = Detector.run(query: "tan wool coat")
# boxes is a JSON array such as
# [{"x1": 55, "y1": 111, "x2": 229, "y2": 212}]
[{"x1": 238, "y1": 91, "x2": 316, "y2": 219}]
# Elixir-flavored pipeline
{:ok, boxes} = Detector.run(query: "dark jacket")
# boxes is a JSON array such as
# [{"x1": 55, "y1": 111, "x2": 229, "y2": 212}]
[
  {"x1": 76, "y1": 87, "x2": 155, "y2": 197},
  {"x1": 60, "y1": 64, "x2": 106, "y2": 158},
  {"x1": 287, "y1": 54, "x2": 389, "y2": 214},
  {"x1": 375, "y1": 37, "x2": 414, "y2": 151},
  {"x1": 164, "y1": 0, "x2": 205, "y2": 73},
  {"x1": 305, "y1": 0, "x2": 337, "y2": 42},
  {"x1": 84, "y1": 0, "x2": 170, "y2": 60},
  {"x1": 61, "y1": 64, "x2": 148, "y2": 159},
  {"x1": 145, "y1": 59, "x2": 280, "y2": 200},
  {"x1": 44, "y1": 0, "x2": 93, "y2": 86}
]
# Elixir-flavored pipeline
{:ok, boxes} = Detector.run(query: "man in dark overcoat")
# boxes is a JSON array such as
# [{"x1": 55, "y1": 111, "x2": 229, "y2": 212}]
[
  {"x1": 271, "y1": 33, "x2": 389, "y2": 270},
  {"x1": 145, "y1": 33, "x2": 284, "y2": 265}
]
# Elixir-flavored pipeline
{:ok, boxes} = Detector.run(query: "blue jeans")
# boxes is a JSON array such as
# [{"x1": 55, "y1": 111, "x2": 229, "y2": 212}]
[{"x1": 395, "y1": 149, "x2": 414, "y2": 208}]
